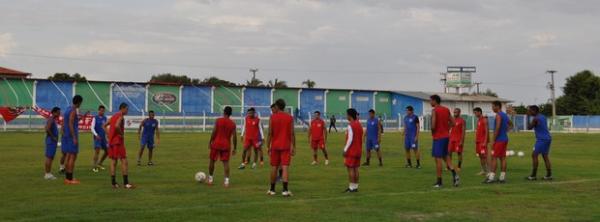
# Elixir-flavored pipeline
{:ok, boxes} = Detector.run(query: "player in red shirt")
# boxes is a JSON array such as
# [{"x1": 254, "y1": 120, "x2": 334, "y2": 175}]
[
  {"x1": 103, "y1": 103, "x2": 134, "y2": 189},
  {"x1": 207, "y1": 106, "x2": 237, "y2": 187},
  {"x1": 473, "y1": 107, "x2": 490, "y2": 176},
  {"x1": 430, "y1": 95, "x2": 459, "y2": 188},
  {"x1": 448, "y1": 108, "x2": 466, "y2": 170},
  {"x1": 343, "y1": 108, "x2": 363, "y2": 193},
  {"x1": 266, "y1": 99, "x2": 295, "y2": 197},
  {"x1": 309, "y1": 111, "x2": 329, "y2": 165},
  {"x1": 239, "y1": 107, "x2": 264, "y2": 169}
]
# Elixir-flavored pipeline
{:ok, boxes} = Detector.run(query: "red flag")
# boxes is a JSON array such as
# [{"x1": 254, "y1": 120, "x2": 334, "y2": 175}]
[
  {"x1": 32, "y1": 106, "x2": 93, "y2": 130},
  {"x1": 0, "y1": 107, "x2": 26, "y2": 123}
]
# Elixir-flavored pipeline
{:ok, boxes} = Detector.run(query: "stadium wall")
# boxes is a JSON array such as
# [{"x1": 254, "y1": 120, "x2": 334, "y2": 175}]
[
  {"x1": 243, "y1": 87, "x2": 272, "y2": 116},
  {"x1": 74, "y1": 81, "x2": 110, "y2": 112},
  {"x1": 299, "y1": 89, "x2": 325, "y2": 117},
  {"x1": 112, "y1": 83, "x2": 146, "y2": 114},
  {"x1": 325, "y1": 90, "x2": 349, "y2": 115},
  {"x1": 351, "y1": 91, "x2": 374, "y2": 116},
  {"x1": 375, "y1": 91, "x2": 392, "y2": 117},
  {"x1": 148, "y1": 84, "x2": 180, "y2": 113},
  {"x1": 272, "y1": 88, "x2": 298, "y2": 112},
  {"x1": 213, "y1": 86, "x2": 243, "y2": 114},
  {"x1": 35, "y1": 80, "x2": 73, "y2": 111},
  {"x1": 391, "y1": 93, "x2": 424, "y2": 117},
  {"x1": 0, "y1": 78, "x2": 34, "y2": 107},
  {"x1": 181, "y1": 85, "x2": 212, "y2": 114}
]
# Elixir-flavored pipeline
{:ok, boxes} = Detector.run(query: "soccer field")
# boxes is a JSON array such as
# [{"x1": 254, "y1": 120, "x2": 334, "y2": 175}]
[{"x1": 1, "y1": 131, "x2": 599, "y2": 222}]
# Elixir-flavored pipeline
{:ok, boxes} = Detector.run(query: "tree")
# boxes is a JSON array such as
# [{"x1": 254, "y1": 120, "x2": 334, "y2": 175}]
[
  {"x1": 302, "y1": 79, "x2": 316, "y2": 88},
  {"x1": 482, "y1": 89, "x2": 498, "y2": 97},
  {"x1": 200, "y1": 76, "x2": 238, "y2": 86},
  {"x1": 48, "y1": 73, "x2": 87, "y2": 81},
  {"x1": 267, "y1": 78, "x2": 288, "y2": 88},
  {"x1": 246, "y1": 77, "x2": 265, "y2": 87},
  {"x1": 555, "y1": 70, "x2": 600, "y2": 115},
  {"x1": 149, "y1": 73, "x2": 200, "y2": 85}
]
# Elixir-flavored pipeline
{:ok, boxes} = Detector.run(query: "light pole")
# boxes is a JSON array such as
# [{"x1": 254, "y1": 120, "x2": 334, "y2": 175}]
[{"x1": 546, "y1": 70, "x2": 557, "y2": 130}]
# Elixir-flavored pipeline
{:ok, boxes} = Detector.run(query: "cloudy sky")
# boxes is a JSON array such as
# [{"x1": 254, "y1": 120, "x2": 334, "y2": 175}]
[{"x1": 1, "y1": 0, "x2": 599, "y2": 104}]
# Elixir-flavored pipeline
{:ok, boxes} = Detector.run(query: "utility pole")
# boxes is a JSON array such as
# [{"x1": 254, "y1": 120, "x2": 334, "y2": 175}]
[
  {"x1": 439, "y1": 73, "x2": 448, "y2": 93},
  {"x1": 249, "y1": 68, "x2": 259, "y2": 80},
  {"x1": 474, "y1": 82, "x2": 482, "y2": 94},
  {"x1": 546, "y1": 70, "x2": 557, "y2": 130}
]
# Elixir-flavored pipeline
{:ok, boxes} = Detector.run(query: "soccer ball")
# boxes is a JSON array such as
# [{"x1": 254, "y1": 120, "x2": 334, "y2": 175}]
[
  {"x1": 57, "y1": 142, "x2": 62, "y2": 147},
  {"x1": 508, "y1": 150, "x2": 515, "y2": 156},
  {"x1": 517, "y1": 151, "x2": 525, "y2": 157},
  {"x1": 194, "y1": 171, "x2": 206, "y2": 183}
]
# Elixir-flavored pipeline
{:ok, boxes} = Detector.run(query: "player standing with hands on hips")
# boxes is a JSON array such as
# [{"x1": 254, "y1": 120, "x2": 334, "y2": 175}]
[
  {"x1": 105, "y1": 102, "x2": 135, "y2": 189},
  {"x1": 429, "y1": 95, "x2": 460, "y2": 188},
  {"x1": 137, "y1": 110, "x2": 160, "y2": 166}
]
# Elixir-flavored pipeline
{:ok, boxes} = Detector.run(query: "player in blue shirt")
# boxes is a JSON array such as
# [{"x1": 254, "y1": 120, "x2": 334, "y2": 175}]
[
  {"x1": 137, "y1": 110, "x2": 160, "y2": 166},
  {"x1": 485, "y1": 101, "x2": 513, "y2": 184},
  {"x1": 362, "y1": 109, "x2": 383, "y2": 166},
  {"x1": 403, "y1": 106, "x2": 421, "y2": 169},
  {"x1": 44, "y1": 107, "x2": 61, "y2": 180},
  {"x1": 62, "y1": 95, "x2": 83, "y2": 184},
  {"x1": 91, "y1": 105, "x2": 108, "y2": 173},
  {"x1": 526, "y1": 105, "x2": 553, "y2": 181}
]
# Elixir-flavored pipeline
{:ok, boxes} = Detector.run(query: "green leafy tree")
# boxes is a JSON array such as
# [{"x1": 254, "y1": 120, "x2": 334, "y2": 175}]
[
  {"x1": 150, "y1": 73, "x2": 200, "y2": 84},
  {"x1": 246, "y1": 77, "x2": 265, "y2": 87},
  {"x1": 48, "y1": 73, "x2": 87, "y2": 81},
  {"x1": 302, "y1": 79, "x2": 316, "y2": 88},
  {"x1": 201, "y1": 76, "x2": 238, "y2": 86},
  {"x1": 556, "y1": 70, "x2": 600, "y2": 115},
  {"x1": 267, "y1": 78, "x2": 288, "y2": 88}
]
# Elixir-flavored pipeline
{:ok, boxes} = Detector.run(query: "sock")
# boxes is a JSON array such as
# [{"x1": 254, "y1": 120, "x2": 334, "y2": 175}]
[
  {"x1": 60, "y1": 164, "x2": 65, "y2": 169},
  {"x1": 123, "y1": 175, "x2": 129, "y2": 185},
  {"x1": 111, "y1": 176, "x2": 117, "y2": 185},
  {"x1": 354, "y1": 183, "x2": 359, "y2": 189},
  {"x1": 224, "y1": 177, "x2": 230, "y2": 184},
  {"x1": 416, "y1": 159, "x2": 420, "y2": 166},
  {"x1": 378, "y1": 157, "x2": 383, "y2": 164},
  {"x1": 451, "y1": 169, "x2": 457, "y2": 178},
  {"x1": 546, "y1": 169, "x2": 552, "y2": 177},
  {"x1": 66, "y1": 172, "x2": 73, "y2": 180},
  {"x1": 270, "y1": 183, "x2": 275, "y2": 191},
  {"x1": 531, "y1": 167, "x2": 538, "y2": 177},
  {"x1": 348, "y1": 183, "x2": 353, "y2": 189},
  {"x1": 458, "y1": 161, "x2": 462, "y2": 168},
  {"x1": 407, "y1": 159, "x2": 412, "y2": 165},
  {"x1": 436, "y1": 177, "x2": 442, "y2": 185},
  {"x1": 488, "y1": 172, "x2": 496, "y2": 180},
  {"x1": 500, "y1": 172, "x2": 506, "y2": 180},
  {"x1": 283, "y1": 182, "x2": 288, "y2": 192}
]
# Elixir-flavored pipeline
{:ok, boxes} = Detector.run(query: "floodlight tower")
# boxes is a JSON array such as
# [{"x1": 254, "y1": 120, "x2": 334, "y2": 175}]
[{"x1": 546, "y1": 70, "x2": 557, "y2": 130}]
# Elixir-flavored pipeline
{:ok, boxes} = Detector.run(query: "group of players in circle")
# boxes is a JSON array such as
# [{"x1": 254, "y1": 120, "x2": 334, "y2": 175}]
[{"x1": 41, "y1": 94, "x2": 554, "y2": 195}]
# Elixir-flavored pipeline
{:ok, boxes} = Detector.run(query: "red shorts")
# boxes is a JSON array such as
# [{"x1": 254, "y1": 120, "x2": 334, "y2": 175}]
[
  {"x1": 492, "y1": 141, "x2": 508, "y2": 158},
  {"x1": 210, "y1": 149, "x2": 231, "y2": 161},
  {"x1": 344, "y1": 156, "x2": 361, "y2": 168},
  {"x1": 270, "y1": 149, "x2": 291, "y2": 166},
  {"x1": 108, "y1": 144, "x2": 127, "y2": 159},
  {"x1": 243, "y1": 137, "x2": 262, "y2": 149},
  {"x1": 448, "y1": 141, "x2": 463, "y2": 153},
  {"x1": 310, "y1": 139, "x2": 325, "y2": 150},
  {"x1": 475, "y1": 143, "x2": 488, "y2": 157}
]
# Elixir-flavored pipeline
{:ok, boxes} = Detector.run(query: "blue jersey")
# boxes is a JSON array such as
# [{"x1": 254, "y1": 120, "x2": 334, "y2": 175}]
[
  {"x1": 93, "y1": 115, "x2": 107, "y2": 137},
  {"x1": 404, "y1": 114, "x2": 419, "y2": 139},
  {"x1": 366, "y1": 117, "x2": 379, "y2": 139},
  {"x1": 494, "y1": 111, "x2": 509, "y2": 142},
  {"x1": 533, "y1": 114, "x2": 552, "y2": 141},
  {"x1": 46, "y1": 118, "x2": 58, "y2": 144},
  {"x1": 62, "y1": 106, "x2": 79, "y2": 139},
  {"x1": 142, "y1": 118, "x2": 158, "y2": 138}
]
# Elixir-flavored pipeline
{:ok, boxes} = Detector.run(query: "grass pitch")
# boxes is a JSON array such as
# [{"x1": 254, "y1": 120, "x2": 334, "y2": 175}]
[{"x1": 0, "y1": 131, "x2": 599, "y2": 222}]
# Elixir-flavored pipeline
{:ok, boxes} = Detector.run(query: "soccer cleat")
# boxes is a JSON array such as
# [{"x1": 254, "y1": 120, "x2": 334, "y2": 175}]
[
  {"x1": 97, "y1": 165, "x2": 106, "y2": 170},
  {"x1": 260, "y1": 161, "x2": 264, "y2": 166},
  {"x1": 498, "y1": 179, "x2": 506, "y2": 184},
  {"x1": 59, "y1": 168, "x2": 65, "y2": 174},
  {"x1": 267, "y1": 190, "x2": 276, "y2": 196},
  {"x1": 325, "y1": 160, "x2": 329, "y2": 165},
  {"x1": 343, "y1": 188, "x2": 358, "y2": 193},
  {"x1": 207, "y1": 178, "x2": 214, "y2": 186},
  {"x1": 416, "y1": 165, "x2": 422, "y2": 169},
  {"x1": 224, "y1": 180, "x2": 230, "y2": 188},
  {"x1": 311, "y1": 161, "x2": 317, "y2": 165},
  {"x1": 542, "y1": 176, "x2": 553, "y2": 181},
  {"x1": 282, "y1": 191, "x2": 293, "y2": 197},
  {"x1": 404, "y1": 164, "x2": 412, "y2": 168},
  {"x1": 124, "y1": 184, "x2": 135, "y2": 189},
  {"x1": 147, "y1": 162, "x2": 154, "y2": 166},
  {"x1": 379, "y1": 163, "x2": 383, "y2": 167},
  {"x1": 64, "y1": 179, "x2": 81, "y2": 185},
  {"x1": 362, "y1": 162, "x2": 370, "y2": 166},
  {"x1": 44, "y1": 173, "x2": 57, "y2": 180},
  {"x1": 477, "y1": 171, "x2": 487, "y2": 176},
  {"x1": 453, "y1": 175, "x2": 460, "y2": 187},
  {"x1": 112, "y1": 184, "x2": 120, "y2": 189},
  {"x1": 433, "y1": 183, "x2": 442, "y2": 188},
  {"x1": 238, "y1": 164, "x2": 246, "y2": 170},
  {"x1": 92, "y1": 167, "x2": 99, "y2": 173},
  {"x1": 526, "y1": 176, "x2": 537, "y2": 181},
  {"x1": 251, "y1": 163, "x2": 257, "y2": 169},
  {"x1": 137, "y1": 161, "x2": 141, "y2": 166},
  {"x1": 483, "y1": 178, "x2": 496, "y2": 184}
]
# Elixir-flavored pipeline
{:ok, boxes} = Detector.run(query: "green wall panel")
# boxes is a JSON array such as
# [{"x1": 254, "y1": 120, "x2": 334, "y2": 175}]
[
  {"x1": 0, "y1": 79, "x2": 34, "y2": 107},
  {"x1": 74, "y1": 81, "x2": 110, "y2": 112},
  {"x1": 272, "y1": 88, "x2": 298, "y2": 112},
  {"x1": 213, "y1": 86, "x2": 243, "y2": 113},
  {"x1": 375, "y1": 91, "x2": 392, "y2": 117},
  {"x1": 148, "y1": 85, "x2": 180, "y2": 113},
  {"x1": 326, "y1": 90, "x2": 349, "y2": 115}
]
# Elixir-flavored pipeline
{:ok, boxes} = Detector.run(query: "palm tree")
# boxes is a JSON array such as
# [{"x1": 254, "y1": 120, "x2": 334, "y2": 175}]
[
  {"x1": 302, "y1": 79, "x2": 316, "y2": 88},
  {"x1": 267, "y1": 78, "x2": 288, "y2": 88}
]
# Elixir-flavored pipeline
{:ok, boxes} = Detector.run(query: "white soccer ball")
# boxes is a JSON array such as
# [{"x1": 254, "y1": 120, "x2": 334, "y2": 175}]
[
  {"x1": 508, "y1": 150, "x2": 515, "y2": 156},
  {"x1": 517, "y1": 151, "x2": 525, "y2": 157},
  {"x1": 195, "y1": 171, "x2": 206, "y2": 183},
  {"x1": 57, "y1": 142, "x2": 62, "y2": 147}
]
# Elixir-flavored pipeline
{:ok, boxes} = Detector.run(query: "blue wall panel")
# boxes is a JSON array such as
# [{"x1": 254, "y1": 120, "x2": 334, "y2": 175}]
[
  {"x1": 351, "y1": 91, "x2": 374, "y2": 115},
  {"x1": 35, "y1": 80, "x2": 73, "y2": 111},
  {"x1": 181, "y1": 86, "x2": 212, "y2": 114},
  {"x1": 244, "y1": 87, "x2": 271, "y2": 116},
  {"x1": 299, "y1": 89, "x2": 325, "y2": 117},
  {"x1": 391, "y1": 93, "x2": 424, "y2": 116},
  {"x1": 573, "y1": 116, "x2": 600, "y2": 128},
  {"x1": 112, "y1": 83, "x2": 146, "y2": 114}
]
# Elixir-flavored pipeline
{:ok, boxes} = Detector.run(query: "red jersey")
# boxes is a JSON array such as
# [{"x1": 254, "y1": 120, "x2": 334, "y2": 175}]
[
  {"x1": 475, "y1": 117, "x2": 488, "y2": 143},
  {"x1": 270, "y1": 112, "x2": 294, "y2": 150},
  {"x1": 310, "y1": 118, "x2": 325, "y2": 140},
  {"x1": 432, "y1": 105, "x2": 451, "y2": 139},
  {"x1": 108, "y1": 112, "x2": 124, "y2": 145},
  {"x1": 345, "y1": 120, "x2": 364, "y2": 158},
  {"x1": 450, "y1": 117, "x2": 465, "y2": 142},
  {"x1": 211, "y1": 117, "x2": 236, "y2": 150},
  {"x1": 243, "y1": 116, "x2": 261, "y2": 140}
]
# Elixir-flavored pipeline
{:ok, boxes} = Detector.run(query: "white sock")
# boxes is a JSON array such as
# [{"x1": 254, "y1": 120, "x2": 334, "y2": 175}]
[
  {"x1": 208, "y1": 175, "x2": 213, "y2": 181},
  {"x1": 500, "y1": 172, "x2": 506, "y2": 180},
  {"x1": 354, "y1": 183, "x2": 359, "y2": 189},
  {"x1": 60, "y1": 165, "x2": 65, "y2": 169},
  {"x1": 224, "y1": 177, "x2": 230, "y2": 183},
  {"x1": 488, "y1": 172, "x2": 496, "y2": 180},
  {"x1": 348, "y1": 183, "x2": 353, "y2": 189}
]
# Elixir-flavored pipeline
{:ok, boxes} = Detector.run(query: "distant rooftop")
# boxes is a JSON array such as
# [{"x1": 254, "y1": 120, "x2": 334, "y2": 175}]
[
  {"x1": 0, "y1": 66, "x2": 31, "y2": 79},
  {"x1": 394, "y1": 91, "x2": 512, "y2": 103}
]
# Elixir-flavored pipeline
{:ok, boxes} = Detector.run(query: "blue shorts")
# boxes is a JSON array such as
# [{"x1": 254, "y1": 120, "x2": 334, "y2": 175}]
[
  {"x1": 61, "y1": 136, "x2": 79, "y2": 154},
  {"x1": 432, "y1": 138, "x2": 449, "y2": 158},
  {"x1": 45, "y1": 142, "x2": 57, "y2": 158},
  {"x1": 141, "y1": 136, "x2": 155, "y2": 149},
  {"x1": 365, "y1": 138, "x2": 380, "y2": 151},
  {"x1": 404, "y1": 137, "x2": 418, "y2": 150},
  {"x1": 533, "y1": 139, "x2": 551, "y2": 155},
  {"x1": 94, "y1": 137, "x2": 108, "y2": 149}
]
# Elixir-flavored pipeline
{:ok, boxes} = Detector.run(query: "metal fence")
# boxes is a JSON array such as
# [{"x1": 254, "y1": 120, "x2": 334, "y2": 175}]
[{"x1": 3, "y1": 111, "x2": 600, "y2": 133}]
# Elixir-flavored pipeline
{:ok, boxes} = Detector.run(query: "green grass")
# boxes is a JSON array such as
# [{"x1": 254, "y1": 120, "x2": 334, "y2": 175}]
[{"x1": 1, "y1": 131, "x2": 599, "y2": 222}]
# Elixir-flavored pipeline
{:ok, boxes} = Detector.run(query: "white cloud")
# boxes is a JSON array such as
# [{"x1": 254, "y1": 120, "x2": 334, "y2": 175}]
[
  {"x1": 61, "y1": 40, "x2": 172, "y2": 57},
  {"x1": 0, "y1": 33, "x2": 16, "y2": 56},
  {"x1": 207, "y1": 15, "x2": 264, "y2": 32},
  {"x1": 529, "y1": 33, "x2": 558, "y2": 48}
]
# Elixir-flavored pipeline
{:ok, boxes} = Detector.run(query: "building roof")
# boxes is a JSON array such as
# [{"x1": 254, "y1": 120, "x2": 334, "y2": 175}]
[
  {"x1": 394, "y1": 91, "x2": 512, "y2": 103},
  {"x1": 0, "y1": 66, "x2": 31, "y2": 78}
]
